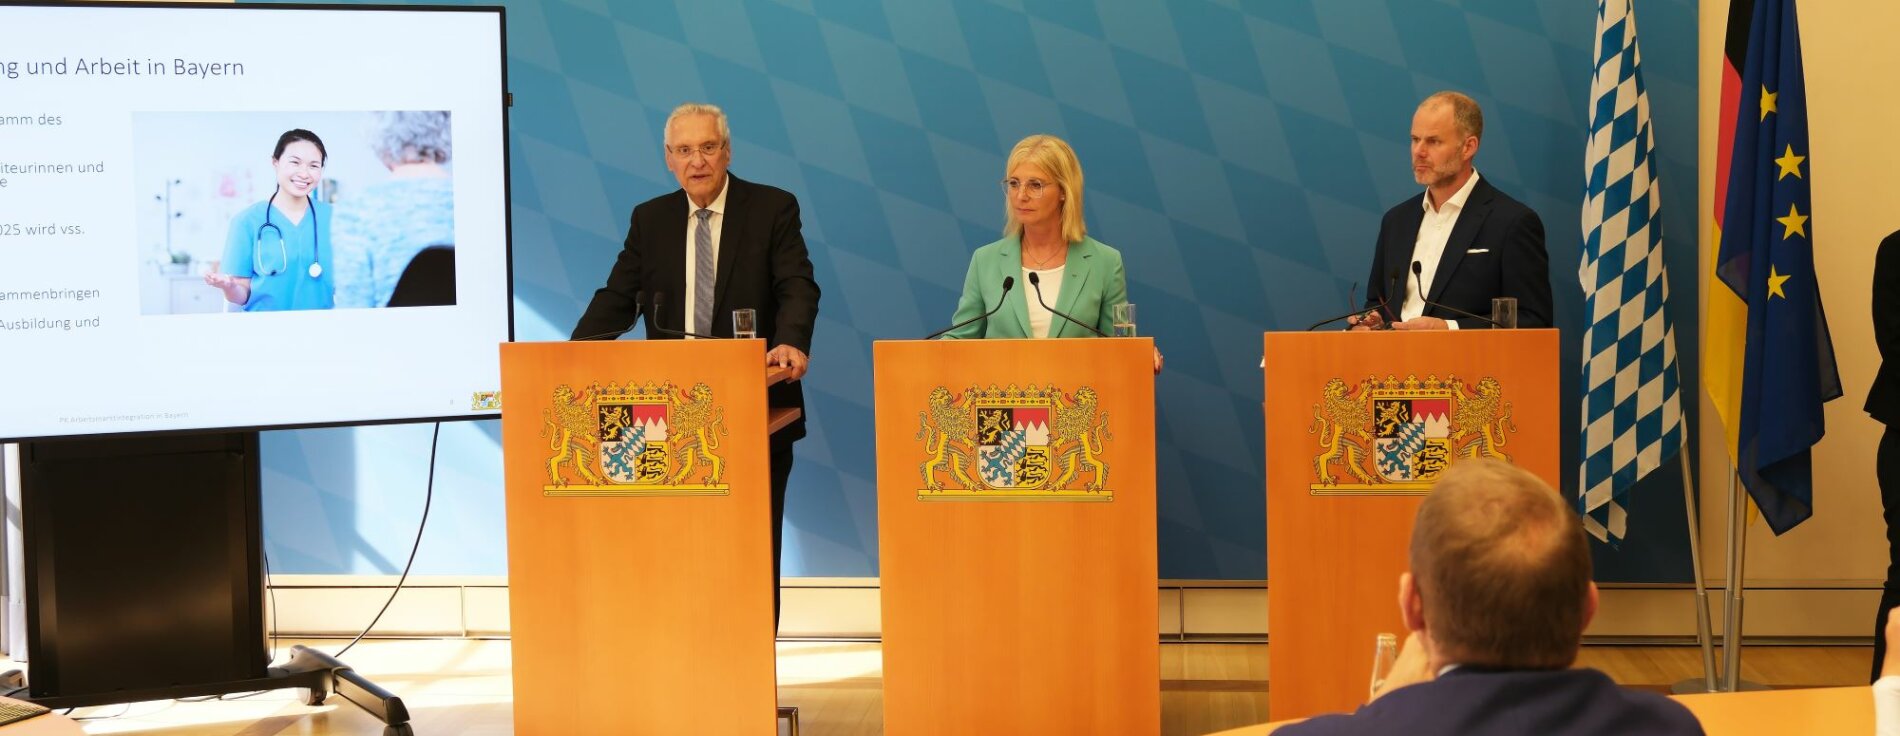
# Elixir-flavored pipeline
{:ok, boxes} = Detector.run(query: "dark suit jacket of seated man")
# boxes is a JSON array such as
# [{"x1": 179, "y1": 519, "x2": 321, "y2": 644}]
[{"x1": 1276, "y1": 459, "x2": 1702, "y2": 736}]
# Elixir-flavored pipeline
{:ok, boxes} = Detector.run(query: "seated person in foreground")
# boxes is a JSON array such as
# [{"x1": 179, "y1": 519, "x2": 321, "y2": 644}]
[{"x1": 1277, "y1": 459, "x2": 1703, "y2": 736}]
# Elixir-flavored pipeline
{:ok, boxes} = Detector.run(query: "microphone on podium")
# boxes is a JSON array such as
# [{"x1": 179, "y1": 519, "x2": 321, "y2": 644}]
[
  {"x1": 926, "y1": 276, "x2": 1015, "y2": 339},
  {"x1": 1409, "y1": 261, "x2": 1503, "y2": 328},
  {"x1": 647, "y1": 291, "x2": 723, "y2": 339},
  {"x1": 1307, "y1": 282, "x2": 1383, "y2": 331},
  {"x1": 1027, "y1": 272, "x2": 1106, "y2": 337},
  {"x1": 571, "y1": 290, "x2": 647, "y2": 341}
]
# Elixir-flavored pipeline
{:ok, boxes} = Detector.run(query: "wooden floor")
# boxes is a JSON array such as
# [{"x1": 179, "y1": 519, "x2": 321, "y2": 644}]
[{"x1": 32, "y1": 639, "x2": 1871, "y2": 735}]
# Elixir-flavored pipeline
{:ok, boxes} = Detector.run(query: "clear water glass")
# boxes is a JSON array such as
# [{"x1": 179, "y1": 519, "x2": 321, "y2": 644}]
[
  {"x1": 1111, "y1": 302, "x2": 1137, "y2": 337},
  {"x1": 1369, "y1": 632, "x2": 1399, "y2": 700},
  {"x1": 1490, "y1": 297, "x2": 1518, "y2": 329},
  {"x1": 732, "y1": 308, "x2": 758, "y2": 339}
]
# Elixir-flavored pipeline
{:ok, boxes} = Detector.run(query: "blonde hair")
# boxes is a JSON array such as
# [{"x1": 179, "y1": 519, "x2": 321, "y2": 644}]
[
  {"x1": 662, "y1": 102, "x2": 730, "y2": 147},
  {"x1": 1003, "y1": 135, "x2": 1086, "y2": 244}
]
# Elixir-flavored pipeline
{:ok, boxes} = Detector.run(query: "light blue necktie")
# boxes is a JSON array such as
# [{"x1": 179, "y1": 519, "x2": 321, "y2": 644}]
[{"x1": 693, "y1": 208, "x2": 714, "y2": 336}]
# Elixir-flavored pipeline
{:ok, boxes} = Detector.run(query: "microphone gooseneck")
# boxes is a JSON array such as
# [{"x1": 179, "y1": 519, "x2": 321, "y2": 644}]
[
  {"x1": 926, "y1": 276, "x2": 1015, "y2": 339},
  {"x1": 1409, "y1": 260, "x2": 1504, "y2": 328},
  {"x1": 572, "y1": 289, "x2": 649, "y2": 341},
  {"x1": 1307, "y1": 281, "x2": 1393, "y2": 331},
  {"x1": 1027, "y1": 271, "x2": 1107, "y2": 337},
  {"x1": 647, "y1": 290, "x2": 722, "y2": 339}
]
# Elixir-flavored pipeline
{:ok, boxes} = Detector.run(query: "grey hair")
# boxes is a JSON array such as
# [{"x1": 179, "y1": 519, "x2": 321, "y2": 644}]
[
  {"x1": 371, "y1": 111, "x2": 451, "y2": 165},
  {"x1": 663, "y1": 102, "x2": 731, "y2": 146},
  {"x1": 1421, "y1": 91, "x2": 1484, "y2": 143}
]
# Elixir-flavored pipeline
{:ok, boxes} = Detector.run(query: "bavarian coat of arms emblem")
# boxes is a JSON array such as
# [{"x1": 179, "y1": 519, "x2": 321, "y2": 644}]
[
  {"x1": 1309, "y1": 374, "x2": 1515, "y2": 494},
  {"x1": 541, "y1": 381, "x2": 729, "y2": 496},
  {"x1": 916, "y1": 383, "x2": 1113, "y2": 501}
]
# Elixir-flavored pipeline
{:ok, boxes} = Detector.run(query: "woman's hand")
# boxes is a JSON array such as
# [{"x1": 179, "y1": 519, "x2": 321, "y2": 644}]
[
  {"x1": 204, "y1": 271, "x2": 250, "y2": 306},
  {"x1": 1153, "y1": 346, "x2": 1164, "y2": 374}
]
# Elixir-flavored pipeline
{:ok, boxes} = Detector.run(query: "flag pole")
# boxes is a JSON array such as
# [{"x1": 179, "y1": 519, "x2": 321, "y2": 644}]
[
  {"x1": 1720, "y1": 462, "x2": 1769, "y2": 691},
  {"x1": 1721, "y1": 467, "x2": 1744, "y2": 690},
  {"x1": 1669, "y1": 451, "x2": 1718, "y2": 693}
]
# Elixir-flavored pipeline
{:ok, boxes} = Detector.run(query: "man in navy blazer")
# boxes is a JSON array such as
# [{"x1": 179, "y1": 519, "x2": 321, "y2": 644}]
[
  {"x1": 572, "y1": 103, "x2": 821, "y2": 621},
  {"x1": 1351, "y1": 92, "x2": 1552, "y2": 330},
  {"x1": 1277, "y1": 459, "x2": 1702, "y2": 736}
]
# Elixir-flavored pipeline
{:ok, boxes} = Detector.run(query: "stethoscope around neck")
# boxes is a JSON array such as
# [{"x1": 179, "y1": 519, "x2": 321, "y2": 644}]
[{"x1": 254, "y1": 186, "x2": 324, "y2": 279}]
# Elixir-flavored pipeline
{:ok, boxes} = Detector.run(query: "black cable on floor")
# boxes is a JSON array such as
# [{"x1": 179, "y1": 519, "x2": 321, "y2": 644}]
[
  {"x1": 334, "y1": 422, "x2": 439, "y2": 659},
  {"x1": 69, "y1": 703, "x2": 130, "y2": 720}
]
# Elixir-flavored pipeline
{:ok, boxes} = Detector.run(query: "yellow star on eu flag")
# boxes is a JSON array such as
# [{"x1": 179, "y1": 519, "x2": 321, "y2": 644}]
[
  {"x1": 1774, "y1": 144, "x2": 1805, "y2": 180},
  {"x1": 1776, "y1": 203, "x2": 1809, "y2": 239},
  {"x1": 1760, "y1": 86, "x2": 1778, "y2": 121},
  {"x1": 1767, "y1": 265, "x2": 1791, "y2": 299}
]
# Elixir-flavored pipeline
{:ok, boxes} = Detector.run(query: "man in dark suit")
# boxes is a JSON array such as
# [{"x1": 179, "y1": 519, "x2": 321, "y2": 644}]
[
  {"x1": 1351, "y1": 92, "x2": 1552, "y2": 330},
  {"x1": 1278, "y1": 459, "x2": 1702, "y2": 736},
  {"x1": 1871, "y1": 231, "x2": 1900, "y2": 681},
  {"x1": 571, "y1": 102, "x2": 820, "y2": 621}
]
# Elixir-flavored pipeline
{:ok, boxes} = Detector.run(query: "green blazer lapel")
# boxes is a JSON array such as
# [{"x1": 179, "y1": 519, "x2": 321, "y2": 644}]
[
  {"x1": 1050, "y1": 239, "x2": 1095, "y2": 338},
  {"x1": 996, "y1": 237, "x2": 1031, "y2": 337}
]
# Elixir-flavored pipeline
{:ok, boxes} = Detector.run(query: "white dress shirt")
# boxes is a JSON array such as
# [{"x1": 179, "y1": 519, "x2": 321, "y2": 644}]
[
  {"x1": 1400, "y1": 170, "x2": 1482, "y2": 330},
  {"x1": 1024, "y1": 264, "x2": 1065, "y2": 338},
  {"x1": 682, "y1": 177, "x2": 730, "y2": 338}
]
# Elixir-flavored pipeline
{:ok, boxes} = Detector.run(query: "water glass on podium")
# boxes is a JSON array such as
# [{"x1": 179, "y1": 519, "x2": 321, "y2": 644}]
[
  {"x1": 733, "y1": 308, "x2": 758, "y2": 339},
  {"x1": 1111, "y1": 302, "x2": 1137, "y2": 337},
  {"x1": 1490, "y1": 297, "x2": 1518, "y2": 329}
]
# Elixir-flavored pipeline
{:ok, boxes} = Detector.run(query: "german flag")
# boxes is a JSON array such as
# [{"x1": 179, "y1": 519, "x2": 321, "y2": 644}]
[{"x1": 1707, "y1": 0, "x2": 1841, "y2": 534}]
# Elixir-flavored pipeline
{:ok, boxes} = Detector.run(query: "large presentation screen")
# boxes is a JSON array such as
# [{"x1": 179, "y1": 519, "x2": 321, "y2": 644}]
[{"x1": 0, "y1": 3, "x2": 512, "y2": 441}]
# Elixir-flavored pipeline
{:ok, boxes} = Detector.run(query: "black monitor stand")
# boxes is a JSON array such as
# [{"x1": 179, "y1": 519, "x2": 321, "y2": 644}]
[{"x1": 11, "y1": 432, "x2": 413, "y2": 736}]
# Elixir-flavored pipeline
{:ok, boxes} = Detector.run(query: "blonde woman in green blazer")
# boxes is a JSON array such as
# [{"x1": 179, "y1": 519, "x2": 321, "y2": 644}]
[{"x1": 943, "y1": 135, "x2": 1162, "y2": 372}]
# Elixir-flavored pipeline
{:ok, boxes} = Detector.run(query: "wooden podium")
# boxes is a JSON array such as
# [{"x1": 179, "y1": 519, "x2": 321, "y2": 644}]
[
  {"x1": 499, "y1": 339, "x2": 794, "y2": 734},
  {"x1": 875, "y1": 338, "x2": 1159, "y2": 735},
  {"x1": 1263, "y1": 329, "x2": 1559, "y2": 720}
]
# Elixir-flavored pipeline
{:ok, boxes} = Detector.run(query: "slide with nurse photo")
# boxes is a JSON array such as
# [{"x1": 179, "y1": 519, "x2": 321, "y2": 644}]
[
  {"x1": 0, "y1": 4, "x2": 510, "y2": 441},
  {"x1": 134, "y1": 111, "x2": 458, "y2": 315}
]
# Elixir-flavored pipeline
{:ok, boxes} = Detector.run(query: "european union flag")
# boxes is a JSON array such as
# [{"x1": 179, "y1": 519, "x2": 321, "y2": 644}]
[{"x1": 1712, "y1": 0, "x2": 1841, "y2": 534}]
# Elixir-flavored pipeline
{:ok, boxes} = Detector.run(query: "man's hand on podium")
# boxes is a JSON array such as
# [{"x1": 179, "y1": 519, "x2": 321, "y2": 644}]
[
  {"x1": 1347, "y1": 310, "x2": 1385, "y2": 331},
  {"x1": 1391, "y1": 316, "x2": 1449, "y2": 331},
  {"x1": 767, "y1": 344, "x2": 810, "y2": 381}
]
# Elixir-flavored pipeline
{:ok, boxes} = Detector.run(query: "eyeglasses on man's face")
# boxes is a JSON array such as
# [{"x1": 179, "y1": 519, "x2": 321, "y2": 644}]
[
  {"x1": 668, "y1": 141, "x2": 726, "y2": 159},
  {"x1": 1001, "y1": 178, "x2": 1052, "y2": 199}
]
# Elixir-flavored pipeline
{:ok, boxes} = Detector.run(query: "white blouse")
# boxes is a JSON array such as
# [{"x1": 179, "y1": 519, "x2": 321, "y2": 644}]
[{"x1": 1023, "y1": 264, "x2": 1065, "y2": 338}]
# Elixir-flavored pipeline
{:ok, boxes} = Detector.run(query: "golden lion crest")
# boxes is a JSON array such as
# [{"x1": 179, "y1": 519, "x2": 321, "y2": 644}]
[
  {"x1": 915, "y1": 383, "x2": 1113, "y2": 502},
  {"x1": 541, "y1": 380, "x2": 729, "y2": 497},
  {"x1": 1309, "y1": 374, "x2": 1515, "y2": 495}
]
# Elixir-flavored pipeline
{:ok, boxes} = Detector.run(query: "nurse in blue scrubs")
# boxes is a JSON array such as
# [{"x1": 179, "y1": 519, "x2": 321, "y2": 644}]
[{"x1": 205, "y1": 129, "x2": 335, "y2": 311}]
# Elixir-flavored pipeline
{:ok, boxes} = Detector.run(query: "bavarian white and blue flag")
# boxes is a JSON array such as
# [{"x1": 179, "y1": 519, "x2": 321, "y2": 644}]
[{"x1": 1577, "y1": 0, "x2": 1685, "y2": 544}]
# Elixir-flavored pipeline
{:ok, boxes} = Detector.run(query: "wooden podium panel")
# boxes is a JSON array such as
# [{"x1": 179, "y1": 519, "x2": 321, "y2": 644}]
[
  {"x1": 500, "y1": 339, "x2": 776, "y2": 735},
  {"x1": 876, "y1": 338, "x2": 1159, "y2": 735},
  {"x1": 1264, "y1": 329, "x2": 1559, "y2": 720}
]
